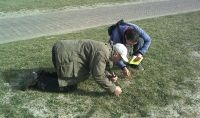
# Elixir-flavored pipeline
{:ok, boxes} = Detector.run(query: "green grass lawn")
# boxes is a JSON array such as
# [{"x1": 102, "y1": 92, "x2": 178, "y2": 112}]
[
  {"x1": 0, "y1": 11, "x2": 200, "y2": 117},
  {"x1": 0, "y1": 0, "x2": 139, "y2": 12}
]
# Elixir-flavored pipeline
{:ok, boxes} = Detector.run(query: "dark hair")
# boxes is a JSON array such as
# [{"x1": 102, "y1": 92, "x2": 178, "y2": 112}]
[{"x1": 125, "y1": 28, "x2": 139, "y2": 42}]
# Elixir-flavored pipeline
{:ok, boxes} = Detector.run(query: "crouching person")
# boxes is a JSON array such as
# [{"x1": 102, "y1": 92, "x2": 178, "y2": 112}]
[{"x1": 25, "y1": 39, "x2": 129, "y2": 97}]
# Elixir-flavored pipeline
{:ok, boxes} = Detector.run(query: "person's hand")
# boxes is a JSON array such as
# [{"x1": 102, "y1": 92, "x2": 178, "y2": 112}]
[
  {"x1": 133, "y1": 53, "x2": 143, "y2": 61},
  {"x1": 110, "y1": 76, "x2": 118, "y2": 82},
  {"x1": 122, "y1": 67, "x2": 130, "y2": 77},
  {"x1": 114, "y1": 86, "x2": 122, "y2": 97}
]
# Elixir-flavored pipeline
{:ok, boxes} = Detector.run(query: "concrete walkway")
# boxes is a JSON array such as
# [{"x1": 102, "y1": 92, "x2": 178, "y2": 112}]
[{"x1": 0, "y1": 0, "x2": 200, "y2": 44}]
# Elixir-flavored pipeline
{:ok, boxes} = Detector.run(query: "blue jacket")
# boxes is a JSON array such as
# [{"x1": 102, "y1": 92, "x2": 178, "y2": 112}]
[{"x1": 110, "y1": 23, "x2": 151, "y2": 69}]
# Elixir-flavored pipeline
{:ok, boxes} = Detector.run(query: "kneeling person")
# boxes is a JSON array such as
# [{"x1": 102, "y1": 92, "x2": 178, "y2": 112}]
[{"x1": 27, "y1": 39, "x2": 128, "y2": 97}]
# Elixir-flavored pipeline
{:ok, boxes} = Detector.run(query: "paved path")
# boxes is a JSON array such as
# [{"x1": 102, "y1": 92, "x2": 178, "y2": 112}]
[{"x1": 0, "y1": 0, "x2": 200, "y2": 44}]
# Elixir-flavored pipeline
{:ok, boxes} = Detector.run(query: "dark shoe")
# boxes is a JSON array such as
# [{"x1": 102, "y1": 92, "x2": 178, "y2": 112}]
[
  {"x1": 59, "y1": 84, "x2": 78, "y2": 92},
  {"x1": 35, "y1": 71, "x2": 59, "y2": 92},
  {"x1": 22, "y1": 72, "x2": 38, "y2": 90}
]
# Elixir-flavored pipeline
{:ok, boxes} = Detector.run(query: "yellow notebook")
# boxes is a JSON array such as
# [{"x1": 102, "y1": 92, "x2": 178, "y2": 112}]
[{"x1": 129, "y1": 56, "x2": 143, "y2": 65}]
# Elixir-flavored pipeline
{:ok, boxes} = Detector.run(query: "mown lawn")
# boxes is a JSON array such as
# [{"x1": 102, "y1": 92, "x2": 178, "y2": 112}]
[
  {"x1": 0, "y1": 11, "x2": 200, "y2": 117},
  {"x1": 0, "y1": 0, "x2": 139, "y2": 12}
]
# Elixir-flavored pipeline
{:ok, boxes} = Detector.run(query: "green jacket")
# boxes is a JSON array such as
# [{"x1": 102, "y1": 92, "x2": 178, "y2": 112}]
[{"x1": 53, "y1": 39, "x2": 116, "y2": 93}]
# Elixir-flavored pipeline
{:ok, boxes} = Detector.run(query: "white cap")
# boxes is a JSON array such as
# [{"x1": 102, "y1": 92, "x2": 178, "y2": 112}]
[{"x1": 113, "y1": 43, "x2": 128, "y2": 62}]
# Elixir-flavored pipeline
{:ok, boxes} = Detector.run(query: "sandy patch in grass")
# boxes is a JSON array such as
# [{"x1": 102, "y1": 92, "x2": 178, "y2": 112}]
[
  {"x1": 57, "y1": 108, "x2": 79, "y2": 118},
  {"x1": 90, "y1": 110, "x2": 111, "y2": 118},
  {"x1": 121, "y1": 113, "x2": 138, "y2": 118},
  {"x1": 22, "y1": 98, "x2": 54, "y2": 118},
  {"x1": 190, "y1": 51, "x2": 200, "y2": 58},
  {"x1": 0, "y1": 83, "x2": 16, "y2": 105},
  {"x1": 148, "y1": 76, "x2": 200, "y2": 117},
  {"x1": 0, "y1": 114, "x2": 5, "y2": 118},
  {"x1": 1, "y1": 89, "x2": 16, "y2": 105},
  {"x1": 148, "y1": 97, "x2": 200, "y2": 117},
  {"x1": 56, "y1": 94, "x2": 74, "y2": 103},
  {"x1": 149, "y1": 105, "x2": 180, "y2": 117},
  {"x1": 56, "y1": 94, "x2": 94, "y2": 117}
]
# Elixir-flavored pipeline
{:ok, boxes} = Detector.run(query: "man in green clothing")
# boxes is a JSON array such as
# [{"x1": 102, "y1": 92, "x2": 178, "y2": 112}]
[{"x1": 26, "y1": 39, "x2": 129, "y2": 97}]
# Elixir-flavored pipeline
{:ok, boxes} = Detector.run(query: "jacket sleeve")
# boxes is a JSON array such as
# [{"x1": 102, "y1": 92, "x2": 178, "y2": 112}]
[
  {"x1": 91, "y1": 52, "x2": 116, "y2": 93},
  {"x1": 116, "y1": 60, "x2": 127, "y2": 69},
  {"x1": 131, "y1": 24, "x2": 151, "y2": 55}
]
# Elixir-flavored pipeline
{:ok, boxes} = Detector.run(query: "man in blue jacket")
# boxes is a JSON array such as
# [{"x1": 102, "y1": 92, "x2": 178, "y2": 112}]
[{"x1": 109, "y1": 20, "x2": 151, "y2": 74}]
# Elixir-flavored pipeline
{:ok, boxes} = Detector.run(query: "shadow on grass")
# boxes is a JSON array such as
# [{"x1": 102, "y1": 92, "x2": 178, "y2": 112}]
[
  {"x1": 27, "y1": 88, "x2": 109, "y2": 97},
  {"x1": 73, "y1": 89, "x2": 109, "y2": 97},
  {"x1": 2, "y1": 68, "x2": 110, "y2": 97},
  {"x1": 2, "y1": 67, "x2": 54, "y2": 90}
]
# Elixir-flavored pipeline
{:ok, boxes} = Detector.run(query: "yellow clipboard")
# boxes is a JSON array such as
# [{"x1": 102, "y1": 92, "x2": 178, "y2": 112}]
[{"x1": 129, "y1": 56, "x2": 143, "y2": 65}]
